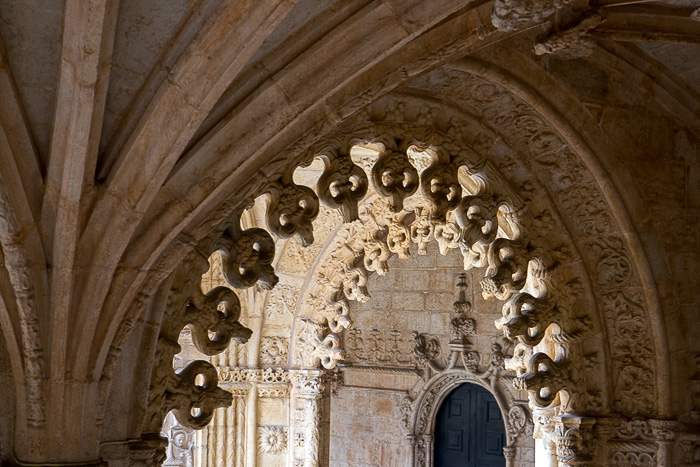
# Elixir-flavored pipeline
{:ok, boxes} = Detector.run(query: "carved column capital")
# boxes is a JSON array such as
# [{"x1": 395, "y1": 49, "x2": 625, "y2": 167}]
[
  {"x1": 503, "y1": 445, "x2": 517, "y2": 458},
  {"x1": 650, "y1": 419, "x2": 679, "y2": 466},
  {"x1": 554, "y1": 414, "x2": 597, "y2": 466},
  {"x1": 649, "y1": 419, "x2": 679, "y2": 441},
  {"x1": 291, "y1": 369, "x2": 326, "y2": 399}
]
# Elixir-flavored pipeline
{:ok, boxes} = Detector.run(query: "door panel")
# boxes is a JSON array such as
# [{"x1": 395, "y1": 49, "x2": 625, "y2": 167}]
[{"x1": 434, "y1": 383, "x2": 506, "y2": 467}]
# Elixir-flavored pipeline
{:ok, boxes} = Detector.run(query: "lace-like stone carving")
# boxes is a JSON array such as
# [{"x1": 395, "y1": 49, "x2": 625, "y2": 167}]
[
  {"x1": 294, "y1": 319, "x2": 346, "y2": 369},
  {"x1": 146, "y1": 253, "x2": 252, "y2": 435},
  {"x1": 480, "y1": 238, "x2": 529, "y2": 300},
  {"x1": 420, "y1": 159, "x2": 461, "y2": 221},
  {"x1": 496, "y1": 292, "x2": 556, "y2": 347}
]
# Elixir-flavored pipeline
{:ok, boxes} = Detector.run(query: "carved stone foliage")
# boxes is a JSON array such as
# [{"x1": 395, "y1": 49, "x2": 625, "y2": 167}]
[
  {"x1": 406, "y1": 68, "x2": 652, "y2": 415},
  {"x1": 219, "y1": 367, "x2": 290, "y2": 384},
  {"x1": 259, "y1": 336, "x2": 289, "y2": 367},
  {"x1": 258, "y1": 426, "x2": 288, "y2": 454},
  {"x1": 200, "y1": 66, "x2": 653, "y2": 434},
  {"x1": 145, "y1": 252, "x2": 252, "y2": 436},
  {"x1": 603, "y1": 290, "x2": 655, "y2": 416},
  {"x1": 508, "y1": 405, "x2": 528, "y2": 439},
  {"x1": 0, "y1": 182, "x2": 45, "y2": 426},
  {"x1": 679, "y1": 439, "x2": 700, "y2": 464},
  {"x1": 264, "y1": 283, "x2": 300, "y2": 318},
  {"x1": 607, "y1": 418, "x2": 659, "y2": 467},
  {"x1": 492, "y1": 0, "x2": 571, "y2": 32},
  {"x1": 344, "y1": 328, "x2": 415, "y2": 366},
  {"x1": 294, "y1": 319, "x2": 345, "y2": 369},
  {"x1": 413, "y1": 333, "x2": 443, "y2": 368}
]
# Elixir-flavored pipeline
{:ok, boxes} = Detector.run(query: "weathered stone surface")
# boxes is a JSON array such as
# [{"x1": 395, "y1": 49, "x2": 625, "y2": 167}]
[{"x1": 0, "y1": 1, "x2": 697, "y2": 466}]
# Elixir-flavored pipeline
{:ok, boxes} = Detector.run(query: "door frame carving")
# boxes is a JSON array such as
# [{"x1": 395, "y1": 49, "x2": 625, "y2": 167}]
[{"x1": 404, "y1": 369, "x2": 529, "y2": 466}]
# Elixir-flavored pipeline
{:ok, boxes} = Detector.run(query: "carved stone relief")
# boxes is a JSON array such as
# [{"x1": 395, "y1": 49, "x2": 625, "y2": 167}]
[
  {"x1": 258, "y1": 426, "x2": 288, "y2": 454},
  {"x1": 161, "y1": 412, "x2": 194, "y2": 467},
  {"x1": 145, "y1": 251, "x2": 252, "y2": 443},
  {"x1": 264, "y1": 284, "x2": 300, "y2": 318},
  {"x1": 259, "y1": 336, "x2": 289, "y2": 367},
  {"x1": 344, "y1": 328, "x2": 415, "y2": 366}
]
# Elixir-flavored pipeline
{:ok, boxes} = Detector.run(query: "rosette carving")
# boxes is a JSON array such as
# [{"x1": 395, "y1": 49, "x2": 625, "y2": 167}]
[
  {"x1": 371, "y1": 149, "x2": 419, "y2": 212},
  {"x1": 317, "y1": 150, "x2": 368, "y2": 222},
  {"x1": 263, "y1": 177, "x2": 319, "y2": 246}
]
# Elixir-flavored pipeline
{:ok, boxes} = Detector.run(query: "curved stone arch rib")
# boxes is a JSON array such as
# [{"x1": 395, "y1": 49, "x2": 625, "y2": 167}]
[
  {"x1": 406, "y1": 370, "x2": 530, "y2": 467},
  {"x1": 446, "y1": 56, "x2": 667, "y2": 417}
]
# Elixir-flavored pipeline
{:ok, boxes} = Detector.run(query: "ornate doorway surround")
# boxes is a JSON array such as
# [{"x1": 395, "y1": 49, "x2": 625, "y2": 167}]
[{"x1": 403, "y1": 367, "x2": 530, "y2": 467}]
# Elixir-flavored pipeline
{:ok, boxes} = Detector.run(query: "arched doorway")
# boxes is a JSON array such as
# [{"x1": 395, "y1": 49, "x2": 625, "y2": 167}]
[{"x1": 434, "y1": 383, "x2": 506, "y2": 467}]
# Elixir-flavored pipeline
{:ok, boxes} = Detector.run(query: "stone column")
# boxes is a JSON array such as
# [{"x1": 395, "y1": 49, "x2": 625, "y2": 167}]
[
  {"x1": 407, "y1": 434, "x2": 416, "y2": 466},
  {"x1": 290, "y1": 370, "x2": 326, "y2": 467},
  {"x1": 503, "y1": 445, "x2": 517, "y2": 467},
  {"x1": 233, "y1": 389, "x2": 248, "y2": 467},
  {"x1": 125, "y1": 436, "x2": 168, "y2": 467}
]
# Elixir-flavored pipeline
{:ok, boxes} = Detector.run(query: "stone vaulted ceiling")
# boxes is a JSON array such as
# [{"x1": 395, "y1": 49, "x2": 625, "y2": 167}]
[{"x1": 0, "y1": 0, "x2": 698, "y2": 465}]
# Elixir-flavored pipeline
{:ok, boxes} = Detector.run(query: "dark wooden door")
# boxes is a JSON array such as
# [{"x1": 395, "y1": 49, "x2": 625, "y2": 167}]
[{"x1": 433, "y1": 383, "x2": 506, "y2": 467}]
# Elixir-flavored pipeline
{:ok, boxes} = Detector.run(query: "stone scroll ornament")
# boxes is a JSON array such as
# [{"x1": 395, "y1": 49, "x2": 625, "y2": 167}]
[
  {"x1": 213, "y1": 204, "x2": 279, "y2": 290},
  {"x1": 316, "y1": 147, "x2": 369, "y2": 222},
  {"x1": 262, "y1": 172, "x2": 320, "y2": 247},
  {"x1": 371, "y1": 145, "x2": 419, "y2": 212},
  {"x1": 144, "y1": 251, "x2": 252, "y2": 443}
]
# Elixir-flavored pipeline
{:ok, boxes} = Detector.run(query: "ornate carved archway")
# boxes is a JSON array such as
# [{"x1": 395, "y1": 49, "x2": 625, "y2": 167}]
[{"x1": 145, "y1": 57, "x2": 676, "y2": 465}]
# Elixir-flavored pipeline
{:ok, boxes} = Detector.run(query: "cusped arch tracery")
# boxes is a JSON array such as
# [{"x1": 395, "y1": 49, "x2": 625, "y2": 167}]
[
  {"x1": 279, "y1": 105, "x2": 607, "y2": 421},
  {"x1": 146, "y1": 59, "x2": 665, "y2": 460}
]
